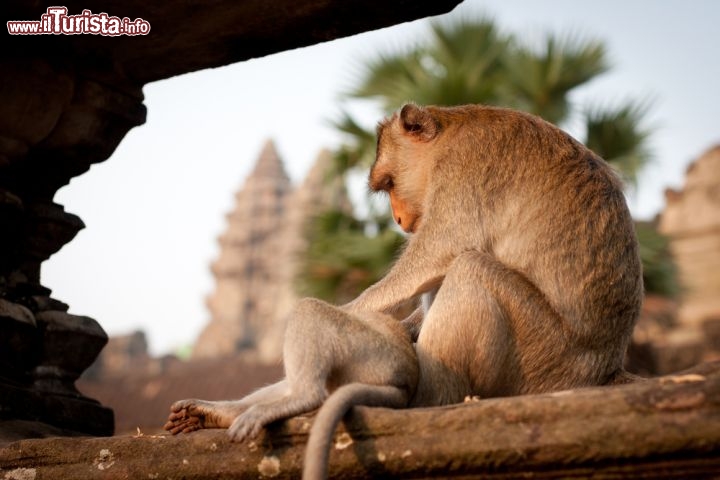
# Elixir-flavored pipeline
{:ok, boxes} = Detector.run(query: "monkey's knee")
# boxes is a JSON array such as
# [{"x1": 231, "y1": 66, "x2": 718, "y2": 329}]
[
  {"x1": 428, "y1": 250, "x2": 494, "y2": 315},
  {"x1": 445, "y1": 250, "x2": 490, "y2": 283},
  {"x1": 292, "y1": 297, "x2": 342, "y2": 321},
  {"x1": 286, "y1": 298, "x2": 333, "y2": 335}
]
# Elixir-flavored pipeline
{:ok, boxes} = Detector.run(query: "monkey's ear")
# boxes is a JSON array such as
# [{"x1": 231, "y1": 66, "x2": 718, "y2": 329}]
[{"x1": 399, "y1": 103, "x2": 439, "y2": 141}]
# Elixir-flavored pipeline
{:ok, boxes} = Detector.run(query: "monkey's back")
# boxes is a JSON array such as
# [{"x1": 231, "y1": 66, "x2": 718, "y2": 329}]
[{"x1": 435, "y1": 105, "x2": 643, "y2": 356}]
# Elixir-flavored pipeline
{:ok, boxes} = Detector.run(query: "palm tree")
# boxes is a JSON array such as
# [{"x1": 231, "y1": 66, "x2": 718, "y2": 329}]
[
  {"x1": 302, "y1": 18, "x2": 674, "y2": 302},
  {"x1": 584, "y1": 101, "x2": 654, "y2": 186},
  {"x1": 295, "y1": 209, "x2": 404, "y2": 303}
]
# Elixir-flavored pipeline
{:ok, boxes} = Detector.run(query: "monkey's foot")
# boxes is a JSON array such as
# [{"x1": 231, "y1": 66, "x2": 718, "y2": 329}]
[
  {"x1": 164, "y1": 399, "x2": 244, "y2": 434},
  {"x1": 227, "y1": 405, "x2": 270, "y2": 443}
]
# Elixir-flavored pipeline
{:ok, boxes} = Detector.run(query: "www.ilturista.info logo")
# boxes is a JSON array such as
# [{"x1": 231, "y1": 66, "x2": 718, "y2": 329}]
[{"x1": 7, "y1": 7, "x2": 151, "y2": 36}]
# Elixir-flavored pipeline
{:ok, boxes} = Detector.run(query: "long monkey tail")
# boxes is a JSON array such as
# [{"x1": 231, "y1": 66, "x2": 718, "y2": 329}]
[{"x1": 302, "y1": 383, "x2": 408, "y2": 480}]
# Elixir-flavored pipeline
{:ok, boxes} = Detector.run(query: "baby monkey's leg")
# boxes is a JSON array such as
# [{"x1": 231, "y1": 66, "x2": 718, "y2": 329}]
[{"x1": 165, "y1": 381, "x2": 289, "y2": 434}]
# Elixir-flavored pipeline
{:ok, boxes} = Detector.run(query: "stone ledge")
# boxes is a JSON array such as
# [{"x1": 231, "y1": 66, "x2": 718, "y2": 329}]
[
  {"x1": 1, "y1": 361, "x2": 718, "y2": 479},
  {"x1": 4, "y1": 1, "x2": 463, "y2": 84}
]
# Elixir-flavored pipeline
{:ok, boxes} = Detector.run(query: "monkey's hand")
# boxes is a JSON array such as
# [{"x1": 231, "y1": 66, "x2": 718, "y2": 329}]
[{"x1": 227, "y1": 405, "x2": 268, "y2": 442}]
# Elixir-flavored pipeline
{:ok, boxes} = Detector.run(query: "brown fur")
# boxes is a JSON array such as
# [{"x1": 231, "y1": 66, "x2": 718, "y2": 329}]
[{"x1": 349, "y1": 103, "x2": 643, "y2": 405}]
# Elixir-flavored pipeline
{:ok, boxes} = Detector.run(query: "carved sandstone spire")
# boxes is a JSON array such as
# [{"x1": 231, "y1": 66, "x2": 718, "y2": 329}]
[
  {"x1": 659, "y1": 145, "x2": 720, "y2": 327},
  {"x1": 257, "y1": 148, "x2": 353, "y2": 362},
  {"x1": 193, "y1": 140, "x2": 292, "y2": 359}
]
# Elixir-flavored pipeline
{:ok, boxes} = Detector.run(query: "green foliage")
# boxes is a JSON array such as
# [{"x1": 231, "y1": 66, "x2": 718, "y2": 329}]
[
  {"x1": 635, "y1": 222, "x2": 679, "y2": 297},
  {"x1": 296, "y1": 209, "x2": 404, "y2": 304},
  {"x1": 501, "y1": 35, "x2": 608, "y2": 123},
  {"x1": 331, "y1": 112, "x2": 378, "y2": 172},
  {"x1": 350, "y1": 20, "x2": 510, "y2": 111},
  {"x1": 173, "y1": 344, "x2": 194, "y2": 361},
  {"x1": 584, "y1": 101, "x2": 654, "y2": 186}
]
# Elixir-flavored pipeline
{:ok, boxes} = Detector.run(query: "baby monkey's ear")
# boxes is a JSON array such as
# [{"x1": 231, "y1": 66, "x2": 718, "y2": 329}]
[{"x1": 399, "y1": 103, "x2": 439, "y2": 141}]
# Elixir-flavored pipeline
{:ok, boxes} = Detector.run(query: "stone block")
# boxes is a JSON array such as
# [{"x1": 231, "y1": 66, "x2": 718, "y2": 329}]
[
  {"x1": 653, "y1": 327, "x2": 705, "y2": 374},
  {"x1": 33, "y1": 311, "x2": 107, "y2": 396},
  {"x1": 0, "y1": 299, "x2": 38, "y2": 383},
  {"x1": 702, "y1": 317, "x2": 720, "y2": 352}
]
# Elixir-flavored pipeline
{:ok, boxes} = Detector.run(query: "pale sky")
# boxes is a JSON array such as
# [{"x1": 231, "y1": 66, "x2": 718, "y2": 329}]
[{"x1": 43, "y1": 0, "x2": 720, "y2": 356}]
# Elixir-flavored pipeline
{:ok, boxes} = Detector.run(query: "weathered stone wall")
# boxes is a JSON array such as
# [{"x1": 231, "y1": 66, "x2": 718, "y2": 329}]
[
  {"x1": 647, "y1": 146, "x2": 720, "y2": 376},
  {"x1": 0, "y1": 58, "x2": 146, "y2": 438},
  {"x1": 660, "y1": 145, "x2": 720, "y2": 328},
  {"x1": 82, "y1": 330, "x2": 161, "y2": 381}
]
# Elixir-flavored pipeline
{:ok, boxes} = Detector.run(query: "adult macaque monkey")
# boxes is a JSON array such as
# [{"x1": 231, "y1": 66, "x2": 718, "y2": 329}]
[{"x1": 345, "y1": 103, "x2": 643, "y2": 405}]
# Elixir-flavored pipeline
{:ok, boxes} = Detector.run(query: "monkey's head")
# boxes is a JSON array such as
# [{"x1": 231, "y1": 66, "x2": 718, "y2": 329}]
[{"x1": 369, "y1": 104, "x2": 441, "y2": 233}]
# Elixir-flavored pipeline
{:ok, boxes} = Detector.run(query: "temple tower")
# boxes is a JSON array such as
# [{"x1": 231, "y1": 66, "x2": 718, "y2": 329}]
[
  {"x1": 193, "y1": 140, "x2": 292, "y2": 359},
  {"x1": 659, "y1": 145, "x2": 720, "y2": 328},
  {"x1": 257, "y1": 148, "x2": 352, "y2": 361}
]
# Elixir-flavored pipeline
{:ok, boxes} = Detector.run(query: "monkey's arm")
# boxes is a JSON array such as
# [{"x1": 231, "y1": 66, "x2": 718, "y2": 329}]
[
  {"x1": 400, "y1": 307, "x2": 423, "y2": 342},
  {"x1": 344, "y1": 221, "x2": 458, "y2": 314}
]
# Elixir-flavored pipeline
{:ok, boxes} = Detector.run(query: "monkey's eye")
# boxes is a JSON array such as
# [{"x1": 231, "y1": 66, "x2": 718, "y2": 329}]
[{"x1": 382, "y1": 177, "x2": 394, "y2": 191}]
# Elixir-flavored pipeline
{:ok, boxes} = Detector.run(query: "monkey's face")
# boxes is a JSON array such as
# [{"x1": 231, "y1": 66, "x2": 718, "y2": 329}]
[
  {"x1": 389, "y1": 186, "x2": 421, "y2": 234},
  {"x1": 369, "y1": 104, "x2": 440, "y2": 234},
  {"x1": 370, "y1": 135, "x2": 417, "y2": 233}
]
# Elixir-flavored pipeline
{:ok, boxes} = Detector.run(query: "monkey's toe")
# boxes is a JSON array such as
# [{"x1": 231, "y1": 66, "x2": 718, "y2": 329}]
[
  {"x1": 165, "y1": 416, "x2": 201, "y2": 435},
  {"x1": 166, "y1": 408, "x2": 188, "y2": 423},
  {"x1": 170, "y1": 399, "x2": 198, "y2": 413}
]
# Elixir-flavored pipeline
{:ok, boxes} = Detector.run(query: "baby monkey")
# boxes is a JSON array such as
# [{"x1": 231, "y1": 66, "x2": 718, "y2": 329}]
[{"x1": 165, "y1": 298, "x2": 418, "y2": 480}]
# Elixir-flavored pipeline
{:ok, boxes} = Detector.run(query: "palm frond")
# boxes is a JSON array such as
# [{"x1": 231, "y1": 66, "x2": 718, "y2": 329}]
[
  {"x1": 583, "y1": 100, "x2": 654, "y2": 186},
  {"x1": 502, "y1": 34, "x2": 608, "y2": 123},
  {"x1": 296, "y1": 209, "x2": 404, "y2": 303},
  {"x1": 349, "y1": 50, "x2": 433, "y2": 112},
  {"x1": 329, "y1": 110, "x2": 377, "y2": 170}
]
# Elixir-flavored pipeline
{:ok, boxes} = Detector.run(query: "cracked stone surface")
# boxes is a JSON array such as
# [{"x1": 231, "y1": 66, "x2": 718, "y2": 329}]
[{"x1": 2, "y1": 362, "x2": 718, "y2": 479}]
